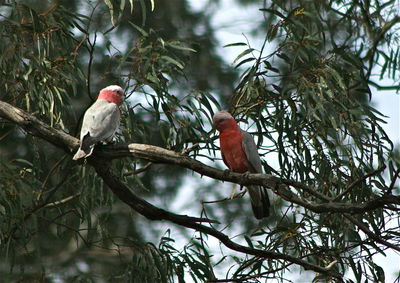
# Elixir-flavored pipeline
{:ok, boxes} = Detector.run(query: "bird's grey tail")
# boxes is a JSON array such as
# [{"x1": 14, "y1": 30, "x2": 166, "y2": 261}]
[
  {"x1": 72, "y1": 146, "x2": 94, "y2": 160},
  {"x1": 248, "y1": 186, "x2": 270, "y2": 219},
  {"x1": 73, "y1": 133, "x2": 95, "y2": 161}
]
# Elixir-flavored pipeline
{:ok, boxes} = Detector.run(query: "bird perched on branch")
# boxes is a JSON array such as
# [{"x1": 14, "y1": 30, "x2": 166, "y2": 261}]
[
  {"x1": 213, "y1": 111, "x2": 270, "y2": 219},
  {"x1": 73, "y1": 85, "x2": 124, "y2": 160}
]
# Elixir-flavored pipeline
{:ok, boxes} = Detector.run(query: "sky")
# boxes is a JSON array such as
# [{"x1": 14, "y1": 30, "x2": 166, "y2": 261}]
[{"x1": 190, "y1": 0, "x2": 400, "y2": 144}]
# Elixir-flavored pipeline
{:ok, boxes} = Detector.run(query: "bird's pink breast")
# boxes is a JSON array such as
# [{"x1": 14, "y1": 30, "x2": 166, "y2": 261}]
[{"x1": 219, "y1": 130, "x2": 249, "y2": 173}]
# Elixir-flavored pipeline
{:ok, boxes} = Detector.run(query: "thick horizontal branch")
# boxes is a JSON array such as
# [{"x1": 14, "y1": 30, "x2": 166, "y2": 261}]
[
  {"x1": 0, "y1": 101, "x2": 398, "y2": 216},
  {"x1": 0, "y1": 101, "x2": 78, "y2": 153},
  {"x1": 98, "y1": 144, "x2": 400, "y2": 214}
]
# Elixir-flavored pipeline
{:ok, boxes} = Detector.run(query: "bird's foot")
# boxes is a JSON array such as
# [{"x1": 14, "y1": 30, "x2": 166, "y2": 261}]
[
  {"x1": 229, "y1": 186, "x2": 237, "y2": 199},
  {"x1": 243, "y1": 171, "x2": 251, "y2": 180},
  {"x1": 223, "y1": 169, "x2": 231, "y2": 178}
]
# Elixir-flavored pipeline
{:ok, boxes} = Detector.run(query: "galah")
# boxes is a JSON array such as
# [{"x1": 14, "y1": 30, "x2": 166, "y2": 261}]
[
  {"x1": 73, "y1": 85, "x2": 124, "y2": 160},
  {"x1": 213, "y1": 111, "x2": 270, "y2": 219}
]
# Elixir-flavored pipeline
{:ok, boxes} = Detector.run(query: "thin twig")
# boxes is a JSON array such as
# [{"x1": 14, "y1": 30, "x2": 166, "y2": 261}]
[
  {"x1": 334, "y1": 165, "x2": 386, "y2": 201},
  {"x1": 344, "y1": 214, "x2": 400, "y2": 253},
  {"x1": 44, "y1": 193, "x2": 81, "y2": 208},
  {"x1": 201, "y1": 191, "x2": 246, "y2": 204},
  {"x1": 123, "y1": 162, "x2": 152, "y2": 176},
  {"x1": 87, "y1": 32, "x2": 97, "y2": 100},
  {"x1": 387, "y1": 168, "x2": 400, "y2": 195},
  {"x1": 36, "y1": 154, "x2": 69, "y2": 203},
  {"x1": 181, "y1": 143, "x2": 200, "y2": 155}
]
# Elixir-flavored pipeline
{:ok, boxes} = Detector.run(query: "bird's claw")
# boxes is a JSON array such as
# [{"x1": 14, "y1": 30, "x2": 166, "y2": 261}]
[
  {"x1": 223, "y1": 169, "x2": 230, "y2": 177},
  {"x1": 243, "y1": 171, "x2": 251, "y2": 180}
]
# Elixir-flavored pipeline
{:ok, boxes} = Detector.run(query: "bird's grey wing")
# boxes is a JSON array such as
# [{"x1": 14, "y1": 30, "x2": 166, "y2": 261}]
[
  {"x1": 80, "y1": 100, "x2": 120, "y2": 148},
  {"x1": 241, "y1": 129, "x2": 270, "y2": 219},
  {"x1": 241, "y1": 130, "x2": 263, "y2": 173},
  {"x1": 88, "y1": 103, "x2": 120, "y2": 140}
]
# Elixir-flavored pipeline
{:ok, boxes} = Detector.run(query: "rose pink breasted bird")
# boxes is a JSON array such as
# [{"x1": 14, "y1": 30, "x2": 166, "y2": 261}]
[
  {"x1": 213, "y1": 111, "x2": 270, "y2": 219},
  {"x1": 73, "y1": 85, "x2": 124, "y2": 160}
]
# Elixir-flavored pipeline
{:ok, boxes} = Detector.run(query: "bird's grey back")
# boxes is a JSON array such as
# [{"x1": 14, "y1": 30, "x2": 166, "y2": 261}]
[{"x1": 80, "y1": 99, "x2": 120, "y2": 144}]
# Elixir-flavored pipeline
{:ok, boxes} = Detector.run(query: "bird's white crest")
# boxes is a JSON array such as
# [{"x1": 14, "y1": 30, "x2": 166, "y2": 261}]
[{"x1": 103, "y1": 85, "x2": 124, "y2": 95}]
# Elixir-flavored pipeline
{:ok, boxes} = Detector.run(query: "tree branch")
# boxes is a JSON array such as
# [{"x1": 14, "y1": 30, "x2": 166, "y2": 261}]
[
  {"x1": 98, "y1": 143, "x2": 400, "y2": 214},
  {"x1": 334, "y1": 165, "x2": 387, "y2": 201},
  {"x1": 91, "y1": 156, "x2": 343, "y2": 279},
  {"x1": 369, "y1": 80, "x2": 400, "y2": 91},
  {"x1": 344, "y1": 214, "x2": 400, "y2": 253},
  {"x1": 0, "y1": 101, "x2": 78, "y2": 153},
  {"x1": 0, "y1": 101, "x2": 398, "y2": 216}
]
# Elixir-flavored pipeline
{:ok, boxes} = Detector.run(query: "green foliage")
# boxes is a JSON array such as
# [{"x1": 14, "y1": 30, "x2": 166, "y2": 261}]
[
  {"x1": 219, "y1": 0, "x2": 400, "y2": 280},
  {"x1": 103, "y1": 0, "x2": 155, "y2": 26},
  {"x1": 0, "y1": 2, "x2": 85, "y2": 126},
  {"x1": 116, "y1": 27, "x2": 219, "y2": 153}
]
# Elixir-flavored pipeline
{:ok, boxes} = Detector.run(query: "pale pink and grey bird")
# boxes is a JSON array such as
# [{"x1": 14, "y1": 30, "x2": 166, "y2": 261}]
[
  {"x1": 73, "y1": 85, "x2": 124, "y2": 160},
  {"x1": 213, "y1": 111, "x2": 270, "y2": 219}
]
